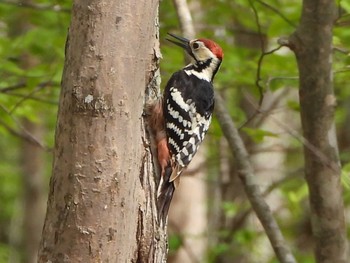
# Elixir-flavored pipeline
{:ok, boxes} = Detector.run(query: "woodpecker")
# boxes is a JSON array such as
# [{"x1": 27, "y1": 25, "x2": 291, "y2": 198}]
[{"x1": 148, "y1": 33, "x2": 223, "y2": 222}]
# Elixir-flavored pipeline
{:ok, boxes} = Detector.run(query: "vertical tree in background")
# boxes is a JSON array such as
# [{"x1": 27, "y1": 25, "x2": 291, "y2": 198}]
[
  {"x1": 8, "y1": 1, "x2": 46, "y2": 262},
  {"x1": 21, "y1": 120, "x2": 45, "y2": 263},
  {"x1": 38, "y1": 0, "x2": 167, "y2": 262},
  {"x1": 284, "y1": 0, "x2": 348, "y2": 262}
]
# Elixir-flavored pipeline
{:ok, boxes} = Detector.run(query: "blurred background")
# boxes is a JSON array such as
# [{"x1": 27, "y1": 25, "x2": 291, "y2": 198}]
[{"x1": 0, "y1": 0, "x2": 349, "y2": 262}]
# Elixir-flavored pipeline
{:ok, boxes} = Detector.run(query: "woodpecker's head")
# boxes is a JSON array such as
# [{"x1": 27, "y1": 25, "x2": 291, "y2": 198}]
[{"x1": 167, "y1": 33, "x2": 223, "y2": 64}]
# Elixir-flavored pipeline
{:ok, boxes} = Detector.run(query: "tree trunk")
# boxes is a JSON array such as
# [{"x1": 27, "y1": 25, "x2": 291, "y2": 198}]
[
  {"x1": 286, "y1": 0, "x2": 348, "y2": 262},
  {"x1": 21, "y1": 119, "x2": 46, "y2": 263},
  {"x1": 38, "y1": 0, "x2": 167, "y2": 262},
  {"x1": 7, "y1": 0, "x2": 47, "y2": 261}
]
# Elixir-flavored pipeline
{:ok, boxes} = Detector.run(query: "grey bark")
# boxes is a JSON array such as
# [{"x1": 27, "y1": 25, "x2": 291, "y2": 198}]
[
  {"x1": 38, "y1": 0, "x2": 167, "y2": 262},
  {"x1": 284, "y1": 0, "x2": 348, "y2": 262}
]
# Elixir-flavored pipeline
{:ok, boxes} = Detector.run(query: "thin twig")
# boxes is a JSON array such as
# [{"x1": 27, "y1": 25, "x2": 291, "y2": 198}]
[
  {"x1": 256, "y1": 45, "x2": 284, "y2": 99},
  {"x1": 247, "y1": 0, "x2": 265, "y2": 105},
  {"x1": 247, "y1": 0, "x2": 293, "y2": 122},
  {"x1": 1, "y1": 92, "x2": 58, "y2": 105},
  {"x1": 248, "y1": 0, "x2": 264, "y2": 53},
  {"x1": 334, "y1": 69, "x2": 350, "y2": 74},
  {"x1": 237, "y1": 45, "x2": 285, "y2": 130},
  {"x1": 215, "y1": 93, "x2": 297, "y2": 263},
  {"x1": 237, "y1": 105, "x2": 263, "y2": 131},
  {"x1": 238, "y1": 86, "x2": 290, "y2": 131},
  {"x1": 333, "y1": 46, "x2": 349, "y2": 54},
  {"x1": 0, "y1": 80, "x2": 59, "y2": 93},
  {"x1": 0, "y1": 104, "x2": 50, "y2": 151},
  {"x1": 226, "y1": 167, "x2": 303, "y2": 239},
  {"x1": 255, "y1": 0, "x2": 297, "y2": 28},
  {"x1": 242, "y1": 96, "x2": 340, "y2": 173},
  {"x1": 0, "y1": 82, "x2": 26, "y2": 92},
  {"x1": 269, "y1": 115, "x2": 339, "y2": 172},
  {"x1": 0, "y1": 81, "x2": 60, "y2": 110},
  {"x1": 9, "y1": 82, "x2": 52, "y2": 113},
  {"x1": 266, "y1": 76, "x2": 299, "y2": 88},
  {"x1": 237, "y1": 81, "x2": 288, "y2": 130},
  {"x1": 247, "y1": 0, "x2": 286, "y2": 121}
]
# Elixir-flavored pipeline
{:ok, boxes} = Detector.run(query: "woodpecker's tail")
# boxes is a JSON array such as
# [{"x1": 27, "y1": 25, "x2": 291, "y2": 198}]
[{"x1": 157, "y1": 164, "x2": 175, "y2": 223}]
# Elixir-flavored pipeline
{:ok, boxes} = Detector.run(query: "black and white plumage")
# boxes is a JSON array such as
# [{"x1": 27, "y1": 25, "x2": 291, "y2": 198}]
[
  {"x1": 157, "y1": 33, "x2": 223, "y2": 221},
  {"x1": 164, "y1": 71, "x2": 214, "y2": 168}
]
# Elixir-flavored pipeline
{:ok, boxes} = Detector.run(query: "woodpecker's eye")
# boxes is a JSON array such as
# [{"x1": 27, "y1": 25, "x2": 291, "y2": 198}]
[{"x1": 192, "y1": 42, "x2": 200, "y2": 50}]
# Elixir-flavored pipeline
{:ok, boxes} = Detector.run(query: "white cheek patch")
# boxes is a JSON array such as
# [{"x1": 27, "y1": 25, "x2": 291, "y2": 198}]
[{"x1": 194, "y1": 48, "x2": 213, "y2": 61}]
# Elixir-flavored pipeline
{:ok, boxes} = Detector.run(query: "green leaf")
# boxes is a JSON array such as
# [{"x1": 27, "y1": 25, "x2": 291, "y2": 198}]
[
  {"x1": 242, "y1": 127, "x2": 278, "y2": 143},
  {"x1": 222, "y1": 201, "x2": 237, "y2": 217},
  {"x1": 287, "y1": 99, "x2": 300, "y2": 112},
  {"x1": 341, "y1": 163, "x2": 350, "y2": 189},
  {"x1": 168, "y1": 234, "x2": 182, "y2": 251},
  {"x1": 0, "y1": 59, "x2": 25, "y2": 75}
]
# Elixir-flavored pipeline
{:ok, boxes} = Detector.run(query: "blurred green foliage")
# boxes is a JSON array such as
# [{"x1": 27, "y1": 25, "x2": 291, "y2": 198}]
[
  {"x1": 0, "y1": 1, "x2": 70, "y2": 262},
  {"x1": 161, "y1": 0, "x2": 350, "y2": 262},
  {"x1": 0, "y1": 0, "x2": 349, "y2": 262}
]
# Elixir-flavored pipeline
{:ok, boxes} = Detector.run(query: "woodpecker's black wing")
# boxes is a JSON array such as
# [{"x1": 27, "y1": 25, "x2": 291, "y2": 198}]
[
  {"x1": 157, "y1": 70, "x2": 214, "y2": 222},
  {"x1": 163, "y1": 70, "x2": 214, "y2": 168},
  {"x1": 157, "y1": 35, "x2": 223, "y2": 222}
]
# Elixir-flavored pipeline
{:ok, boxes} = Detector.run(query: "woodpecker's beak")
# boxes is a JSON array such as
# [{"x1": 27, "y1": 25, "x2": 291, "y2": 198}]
[{"x1": 166, "y1": 33, "x2": 191, "y2": 54}]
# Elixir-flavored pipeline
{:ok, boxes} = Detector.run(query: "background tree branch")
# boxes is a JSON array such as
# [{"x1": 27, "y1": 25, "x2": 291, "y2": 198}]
[{"x1": 215, "y1": 93, "x2": 297, "y2": 263}]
